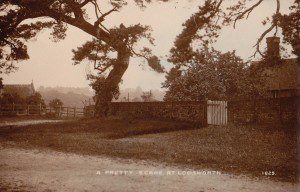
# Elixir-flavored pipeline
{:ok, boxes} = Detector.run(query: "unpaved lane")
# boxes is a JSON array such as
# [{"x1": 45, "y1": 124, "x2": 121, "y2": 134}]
[{"x1": 0, "y1": 147, "x2": 298, "y2": 192}]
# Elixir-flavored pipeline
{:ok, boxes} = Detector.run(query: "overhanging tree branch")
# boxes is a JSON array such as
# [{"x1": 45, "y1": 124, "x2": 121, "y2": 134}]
[
  {"x1": 94, "y1": 6, "x2": 118, "y2": 27},
  {"x1": 233, "y1": 0, "x2": 264, "y2": 28},
  {"x1": 79, "y1": 0, "x2": 92, "y2": 7},
  {"x1": 252, "y1": 0, "x2": 280, "y2": 57}
]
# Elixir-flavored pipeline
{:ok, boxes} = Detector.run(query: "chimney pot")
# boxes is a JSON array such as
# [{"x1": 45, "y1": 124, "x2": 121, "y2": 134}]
[{"x1": 266, "y1": 36, "x2": 280, "y2": 60}]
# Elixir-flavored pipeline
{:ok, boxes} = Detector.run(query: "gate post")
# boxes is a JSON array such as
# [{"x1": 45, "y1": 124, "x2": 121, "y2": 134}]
[
  {"x1": 59, "y1": 106, "x2": 62, "y2": 117},
  {"x1": 39, "y1": 103, "x2": 42, "y2": 115},
  {"x1": 204, "y1": 101, "x2": 208, "y2": 127}
]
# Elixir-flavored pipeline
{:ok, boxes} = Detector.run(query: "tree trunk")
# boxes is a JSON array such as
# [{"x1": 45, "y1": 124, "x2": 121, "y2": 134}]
[{"x1": 94, "y1": 49, "x2": 131, "y2": 116}]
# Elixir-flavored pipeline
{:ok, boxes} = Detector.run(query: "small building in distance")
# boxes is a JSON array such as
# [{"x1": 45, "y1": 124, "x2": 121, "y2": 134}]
[
  {"x1": 0, "y1": 81, "x2": 35, "y2": 98},
  {"x1": 252, "y1": 37, "x2": 299, "y2": 98}
]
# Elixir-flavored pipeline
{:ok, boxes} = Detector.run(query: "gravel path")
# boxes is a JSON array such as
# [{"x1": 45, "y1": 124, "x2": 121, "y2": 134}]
[{"x1": 0, "y1": 147, "x2": 298, "y2": 192}]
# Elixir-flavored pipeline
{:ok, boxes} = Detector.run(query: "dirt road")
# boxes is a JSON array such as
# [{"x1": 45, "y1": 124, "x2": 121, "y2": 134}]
[{"x1": 0, "y1": 147, "x2": 298, "y2": 192}]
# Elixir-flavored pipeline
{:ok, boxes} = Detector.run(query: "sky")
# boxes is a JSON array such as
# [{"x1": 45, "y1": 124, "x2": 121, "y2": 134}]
[{"x1": 2, "y1": 0, "x2": 295, "y2": 91}]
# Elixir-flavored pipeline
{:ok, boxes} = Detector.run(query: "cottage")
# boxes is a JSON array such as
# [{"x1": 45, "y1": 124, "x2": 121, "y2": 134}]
[
  {"x1": 252, "y1": 37, "x2": 299, "y2": 98},
  {"x1": 0, "y1": 81, "x2": 35, "y2": 98}
]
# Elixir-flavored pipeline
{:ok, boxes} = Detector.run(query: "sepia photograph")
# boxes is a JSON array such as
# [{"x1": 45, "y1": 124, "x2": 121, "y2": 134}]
[{"x1": 0, "y1": 0, "x2": 299, "y2": 191}]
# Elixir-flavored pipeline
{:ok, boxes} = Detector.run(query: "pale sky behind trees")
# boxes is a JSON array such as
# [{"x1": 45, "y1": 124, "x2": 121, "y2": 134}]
[{"x1": 2, "y1": 0, "x2": 295, "y2": 90}]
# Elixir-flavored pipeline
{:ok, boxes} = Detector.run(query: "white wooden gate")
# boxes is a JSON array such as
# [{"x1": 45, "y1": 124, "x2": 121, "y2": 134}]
[{"x1": 207, "y1": 100, "x2": 227, "y2": 125}]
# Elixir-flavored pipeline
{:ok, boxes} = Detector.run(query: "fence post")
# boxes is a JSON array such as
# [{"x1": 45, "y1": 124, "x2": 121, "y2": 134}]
[
  {"x1": 39, "y1": 103, "x2": 42, "y2": 115},
  {"x1": 67, "y1": 107, "x2": 69, "y2": 117},
  {"x1": 74, "y1": 107, "x2": 76, "y2": 117},
  {"x1": 59, "y1": 106, "x2": 62, "y2": 117}
]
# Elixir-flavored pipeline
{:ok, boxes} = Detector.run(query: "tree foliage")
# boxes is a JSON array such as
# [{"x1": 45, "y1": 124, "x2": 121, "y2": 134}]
[
  {"x1": 141, "y1": 91, "x2": 154, "y2": 102},
  {"x1": 169, "y1": 0, "x2": 223, "y2": 65},
  {"x1": 49, "y1": 98, "x2": 63, "y2": 108},
  {"x1": 164, "y1": 48, "x2": 267, "y2": 101},
  {"x1": 72, "y1": 24, "x2": 164, "y2": 74},
  {"x1": 26, "y1": 92, "x2": 46, "y2": 106},
  {"x1": 0, "y1": 92, "x2": 25, "y2": 104},
  {"x1": 278, "y1": 0, "x2": 300, "y2": 60},
  {"x1": 0, "y1": 0, "x2": 165, "y2": 74},
  {"x1": 0, "y1": 91, "x2": 45, "y2": 106},
  {"x1": 169, "y1": 0, "x2": 299, "y2": 66}
]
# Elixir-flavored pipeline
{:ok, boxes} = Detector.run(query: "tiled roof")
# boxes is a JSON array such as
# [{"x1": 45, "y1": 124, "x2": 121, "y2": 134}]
[
  {"x1": 251, "y1": 58, "x2": 299, "y2": 90},
  {"x1": 2, "y1": 83, "x2": 35, "y2": 98}
]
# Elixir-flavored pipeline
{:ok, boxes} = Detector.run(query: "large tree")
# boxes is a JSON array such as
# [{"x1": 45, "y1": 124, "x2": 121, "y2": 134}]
[
  {"x1": 169, "y1": 0, "x2": 299, "y2": 66},
  {"x1": 0, "y1": 0, "x2": 165, "y2": 115},
  {"x1": 163, "y1": 48, "x2": 267, "y2": 101}
]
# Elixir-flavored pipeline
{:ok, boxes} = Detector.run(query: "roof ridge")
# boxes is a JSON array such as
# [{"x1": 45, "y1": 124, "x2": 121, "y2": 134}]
[{"x1": 4, "y1": 84, "x2": 32, "y2": 86}]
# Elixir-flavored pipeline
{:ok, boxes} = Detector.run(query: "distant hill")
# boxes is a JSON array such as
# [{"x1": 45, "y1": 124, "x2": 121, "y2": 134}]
[
  {"x1": 37, "y1": 86, "x2": 166, "y2": 107},
  {"x1": 37, "y1": 86, "x2": 94, "y2": 108},
  {"x1": 114, "y1": 87, "x2": 165, "y2": 102},
  {"x1": 38, "y1": 86, "x2": 94, "y2": 96}
]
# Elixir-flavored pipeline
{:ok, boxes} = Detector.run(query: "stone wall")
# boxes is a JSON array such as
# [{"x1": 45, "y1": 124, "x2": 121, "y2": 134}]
[
  {"x1": 85, "y1": 97, "x2": 299, "y2": 126},
  {"x1": 227, "y1": 97, "x2": 299, "y2": 125},
  {"x1": 105, "y1": 101, "x2": 207, "y2": 126}
]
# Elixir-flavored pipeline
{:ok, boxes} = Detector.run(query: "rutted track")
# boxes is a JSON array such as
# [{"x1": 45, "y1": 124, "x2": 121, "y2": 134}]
[{"x1": 0, "y1": 147, "x2": 298, "y2": 192}]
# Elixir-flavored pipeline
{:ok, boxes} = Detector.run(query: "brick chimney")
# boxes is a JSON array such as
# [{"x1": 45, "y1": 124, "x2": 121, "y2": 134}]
[{"x1": 266, "y1": 36, "x2": 280, "y2": 60}]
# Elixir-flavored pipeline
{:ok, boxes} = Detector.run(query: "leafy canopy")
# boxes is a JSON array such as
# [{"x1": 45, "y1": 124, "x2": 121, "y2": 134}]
[
  {"x1": 0, "y1": 0, "x2": 166, "y2": 74},
  {"x1": 164, "y1": 48, "x2": 267, "y2": 101}
]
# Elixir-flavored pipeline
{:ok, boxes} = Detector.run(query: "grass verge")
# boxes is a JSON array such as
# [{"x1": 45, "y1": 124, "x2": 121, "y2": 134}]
[{"x1": 0, "y1": 118, "x2": 298, "y2": 182}]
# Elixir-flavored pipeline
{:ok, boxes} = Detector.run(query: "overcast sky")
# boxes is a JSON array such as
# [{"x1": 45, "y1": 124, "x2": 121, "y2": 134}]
[{"x1": 2, "y1": 0, "x2": 294, "y2": 90}]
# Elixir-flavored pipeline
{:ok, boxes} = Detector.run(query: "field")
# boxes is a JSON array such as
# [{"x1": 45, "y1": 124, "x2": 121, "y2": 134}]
[{"x1": 0, "y1": 117, "x2": 298, "y2": 183}]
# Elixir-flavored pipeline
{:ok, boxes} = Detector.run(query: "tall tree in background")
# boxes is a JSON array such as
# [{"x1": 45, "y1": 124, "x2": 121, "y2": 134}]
[
  {"x1": 163, "y1": 48, "x2": 267, "y2": 101},
  {"x1": 49, "y1": 98, "x2": 63, "y2": 108},
  {"x1": 0, "y1": 0, "x2": 165, "y2": 116},
  {"x1": 141, "y1": 91, "x2": 154, "y2": 102}
]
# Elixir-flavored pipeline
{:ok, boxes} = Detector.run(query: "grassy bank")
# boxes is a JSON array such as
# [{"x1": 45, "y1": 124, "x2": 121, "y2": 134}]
[{"x1": 0, "y1": 118, "x2": 298, "y2": 182}]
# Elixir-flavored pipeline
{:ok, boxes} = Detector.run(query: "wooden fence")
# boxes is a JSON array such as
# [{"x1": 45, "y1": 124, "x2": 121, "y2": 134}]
[{"x1": 0, "y1": 104, "x2": 88, "y2": 118}]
